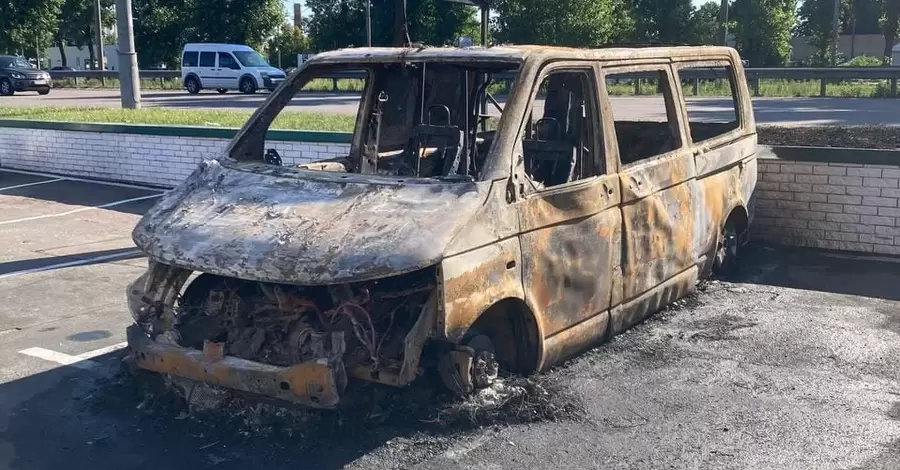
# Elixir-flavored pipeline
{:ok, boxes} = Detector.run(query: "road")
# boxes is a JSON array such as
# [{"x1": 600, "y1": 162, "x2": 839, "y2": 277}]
[
  {"x1": 2, "y1": 89, "x2": 900, "y2": 127},
  {"x1": 3, "y1": 168, "x2": 900, "y2": 469}
]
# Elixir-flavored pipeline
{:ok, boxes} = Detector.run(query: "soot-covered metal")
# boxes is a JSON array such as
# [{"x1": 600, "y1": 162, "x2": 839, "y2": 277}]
[{"x1": 125, "y1": 45, "x2": 758, "y2": 408}]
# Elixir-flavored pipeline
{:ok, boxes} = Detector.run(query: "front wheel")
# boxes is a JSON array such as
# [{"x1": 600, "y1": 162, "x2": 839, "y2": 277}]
[
  {"x1": 184, "y1": 76, "x2": 201, "y2": 94},
  {"x1": 0, "y1": 78, "x2": 14, "y2": 96},
  {"x1": 438, "y1": 333, "x2": 500, "y2": 395},
  {"x1": 239, "y1": 77, "x2": 257, "y2": 94},
  {"x1": 37, "y1": 88, "x2": 50, "y2": 95}
]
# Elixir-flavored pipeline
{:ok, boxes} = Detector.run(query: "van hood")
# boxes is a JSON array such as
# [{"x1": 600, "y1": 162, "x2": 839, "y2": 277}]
[{"x1": 132, "y1": 159, "x2": 487, "y2": 285}]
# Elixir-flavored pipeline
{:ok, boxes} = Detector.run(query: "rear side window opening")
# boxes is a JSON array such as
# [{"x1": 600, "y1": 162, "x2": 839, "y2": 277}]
[
  {"x1": 677, "y1": 63, "x2": 742, "y2": 144},
  {"x1": 182, "y1": 51, "x2": 199, "y2": 67}
]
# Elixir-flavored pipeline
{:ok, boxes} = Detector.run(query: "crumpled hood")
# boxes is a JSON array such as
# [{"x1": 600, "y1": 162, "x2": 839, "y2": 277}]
[{"x1": 132, "y1": 159, "x2": 487, "y2": 285}]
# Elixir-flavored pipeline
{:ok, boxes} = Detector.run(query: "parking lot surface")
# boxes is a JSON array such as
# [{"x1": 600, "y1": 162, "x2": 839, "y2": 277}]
[{"x1": 2, "y1": 168, "x2": 900, "y2": 469}]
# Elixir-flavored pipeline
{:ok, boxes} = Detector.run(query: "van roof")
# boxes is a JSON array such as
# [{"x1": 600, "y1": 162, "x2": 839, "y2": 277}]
[
  {"x1": 183, "y1": 43, "x2": 255, "y2": 51},
  {"x1": 306, "y1": 44, "x2": 741, "y2": 66}
]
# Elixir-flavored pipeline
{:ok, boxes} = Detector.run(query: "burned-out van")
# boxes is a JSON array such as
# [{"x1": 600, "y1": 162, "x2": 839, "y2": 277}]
[{"x1": 126, "y1": 45, "x2": 757, "y2": 408}]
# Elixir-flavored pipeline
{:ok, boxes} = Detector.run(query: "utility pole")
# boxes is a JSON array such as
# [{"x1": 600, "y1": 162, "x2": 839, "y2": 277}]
[
  {"x1": 831, "y1": 0, "x2": 841, "y2": 65},
  {"x1": 94, "y1": 0, "x2": 105, "y2": 69},
  {"x1": 720, "y1": 0, "x2": 729, "y2": 46},
  {"x1": 366, "y1": 0, "x2": 372, "y2": 47},
  {"x1": 115, "y1": 0, "x2": 141, "y2": 108}
]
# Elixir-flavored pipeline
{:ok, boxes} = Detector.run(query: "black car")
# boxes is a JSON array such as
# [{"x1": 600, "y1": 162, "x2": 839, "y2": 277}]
[
  {"x1": 49, "y1": 66, "x2": 75, "y2": 72},
  {"x1": 0, "y1": 56, "x2": 52, "y2": 96}
]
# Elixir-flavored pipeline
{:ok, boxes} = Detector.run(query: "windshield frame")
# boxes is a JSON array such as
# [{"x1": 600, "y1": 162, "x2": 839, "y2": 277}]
[
  {"x1": 226, "y1": 58, "x2": 527, "y2": 183},
  {"x1": 234, "y1": 50, "x2": 270, "y2": 68}
]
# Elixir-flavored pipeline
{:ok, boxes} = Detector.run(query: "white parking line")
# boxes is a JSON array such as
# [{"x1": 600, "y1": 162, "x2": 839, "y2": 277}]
[
  {"x1": 0, "y1": 168, "x2": 167, "y2": 191},
  {"x1": 0, "y1": 249, "x2": 143, "y2": 280},
  {"x1": 18, "y1": 342, "x2": 128, "y2": 372},
  {"x1": 0, "y1": 193, "x2": 162, "y2": 226},
  {"x1": 0, "y1": 178, "x2": 64, "y2": 192}
]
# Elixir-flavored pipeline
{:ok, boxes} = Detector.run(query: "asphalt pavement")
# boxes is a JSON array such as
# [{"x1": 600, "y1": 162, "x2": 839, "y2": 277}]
[
  {"x1": 2, "y1": 88, "x2": 900, "y2": 127},
  {"x1": 3, "y1": 167, "x2": 900, "y2": 469}
]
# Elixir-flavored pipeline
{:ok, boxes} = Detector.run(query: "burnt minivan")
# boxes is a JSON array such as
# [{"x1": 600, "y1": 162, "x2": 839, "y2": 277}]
[{"x1": 126, "y1": 45, "x2": 758, "y2": 408}]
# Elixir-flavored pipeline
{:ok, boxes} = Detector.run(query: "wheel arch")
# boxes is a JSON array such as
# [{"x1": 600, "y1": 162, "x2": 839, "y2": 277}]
[
  {"x1": 464, "y1": 297, "x2": 543, "y2": 375},
  {"x1": 183, "y1": 73, "x2": 201, "y2": 87}
]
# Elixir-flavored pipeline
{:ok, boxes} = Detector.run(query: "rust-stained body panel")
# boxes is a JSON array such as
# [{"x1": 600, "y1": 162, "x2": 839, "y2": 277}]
[{"x1": 125, "y1": 44, "x2": 758, "y2": 407}]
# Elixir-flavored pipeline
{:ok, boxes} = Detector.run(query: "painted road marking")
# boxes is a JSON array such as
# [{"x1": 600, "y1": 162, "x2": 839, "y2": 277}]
[
  {"x1": 0, "y1": 249, "x2": 143, "y2": 280},
  {"x1": 0, "y1": 193, "x2": 162, "y2": 226},
  {"x1": 0, "y1": 168, "x2": 167, "y2": 191},
  {"x1": 18, "y1": 342, "x2": 128, "y2": 372},
  {"x1": 0, "y1": 178, "x2": 64, "y2": 192}
]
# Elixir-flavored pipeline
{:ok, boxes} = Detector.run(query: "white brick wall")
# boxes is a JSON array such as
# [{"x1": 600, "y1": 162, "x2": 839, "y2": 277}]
[
  {"x1": 753, "y1": 159, "x2": 900, "y2": 256},
  {"x1": 0, "y1": 127, "x2": 351, "y2": 188}
]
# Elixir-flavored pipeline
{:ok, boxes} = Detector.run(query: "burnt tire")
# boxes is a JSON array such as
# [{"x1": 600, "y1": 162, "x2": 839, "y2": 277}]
[
  {"x1": 0, "y1": 78, "x2": 14, "y2": 96},
  {"x1": 239, "y1": 77, "x2": 257, "y2": 94},
  {"x1": 439, "y1": 333, "x2": 500, "y2": 396},
  {"x1": 184, "y1": 76, "x2": 201, "y2": 94},
  {"x1": 713, "y1": 219, "x2": 741, "y2": 279}
]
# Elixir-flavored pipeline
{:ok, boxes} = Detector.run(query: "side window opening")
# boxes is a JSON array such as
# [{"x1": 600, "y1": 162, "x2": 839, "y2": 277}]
[
  {"x1": 679, "y1": 64, "x2": 741, "y2": 144},
  {"x1": 182, "y1": 51, "x2": 199, "y2": 67},
  {"x1": 605, "y1": 69, "x2": 681, "y2": 167},
  {"x1": 521, "y1": 69, "x2": 600, "y2": 190},
  {"x1": 199, "y1": 52, "x2": 216, "y2": 68},
  {"x1": 218, "y1": 53, "x2": 239, "y2": 70}
]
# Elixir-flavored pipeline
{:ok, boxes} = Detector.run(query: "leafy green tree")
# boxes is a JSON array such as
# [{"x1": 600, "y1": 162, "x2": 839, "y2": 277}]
[
  {"x1": 306, "y1": 0, "x2": 477, "y2": 51},
  {"x1": 631, "y1": 0, "x2": 694, "y2": 43},
  {"x1": 131, "y1": 0, "x2": 285, "y2": 67},
  {"x1": 796, "y1": 0, "x2": 849, "y2": 65},
  {"x1": 492, "y1": 0, "x2": 633, "y2": 47},
  {"x1": 53, "y1": 0, "x2": 115, "y2": 68},
  {"x1": 691, "y1": 1, "x2": 722, "y2": 45},
  {"x1": 731, "y1": 0, "x2": 797, "y2": 66},
  {"x1": 0, "y1": 0, "x2": 64, "y2": 62},
  {"x1": 267, "y1": 23, "x2": 310, "y2": 68}
]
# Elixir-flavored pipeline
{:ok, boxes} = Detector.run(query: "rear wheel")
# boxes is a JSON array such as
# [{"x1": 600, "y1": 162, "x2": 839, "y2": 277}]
[
  {"x1": 37, "y1": 88, "x2": 50, "y2": 95},
  {"x1": 0, "y1": 78, "x2": 14, "y2": 96},
  {"x1": 184, "y1": 76, "x2": 201, "y2": 94},
  {"x1": 713, "y1": 219, "x2": 741, "y2": 278},
  {"x1": 239, "y1": 77, "x2": 257, "y2": 94}
]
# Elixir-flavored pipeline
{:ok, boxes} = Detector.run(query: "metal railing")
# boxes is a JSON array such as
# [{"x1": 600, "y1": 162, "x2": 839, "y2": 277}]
[{"x1": 47, "y1": 66, "x2": 900, "y2": 97}]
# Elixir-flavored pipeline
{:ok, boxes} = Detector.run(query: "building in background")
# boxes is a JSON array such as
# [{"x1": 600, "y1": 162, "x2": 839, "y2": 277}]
[{"x1": 46, "y1": 45, "x2": 121, "y2": 70}]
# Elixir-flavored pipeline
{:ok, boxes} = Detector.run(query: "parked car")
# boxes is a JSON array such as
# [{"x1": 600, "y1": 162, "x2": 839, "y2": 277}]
[
  {"x1": 0, "y1": 55, "x2": 52, "y2": 96},
  {"x1": 180, "y1": 43, "x2": 286, "y2": 94},
  {"x1": 126, "y1": 44, "x2": 758, "y2": 409},
  {"x1": 49, "y1": 66, "x2": 76, "y2": 72}
]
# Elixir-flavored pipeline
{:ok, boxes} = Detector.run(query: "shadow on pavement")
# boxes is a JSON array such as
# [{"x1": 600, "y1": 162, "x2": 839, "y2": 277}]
[
  {"x1": 0, "y1": 177, "x2": 162, "y2": 217},
  {"x1": 0, "y1": 247, "x2": 143, "y2": 276},
  {"x1": 736, "y1": 242, "x2": 900, "y2": 301}
]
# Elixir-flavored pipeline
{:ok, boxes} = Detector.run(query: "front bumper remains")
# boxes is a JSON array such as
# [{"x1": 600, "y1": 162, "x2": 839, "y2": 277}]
[{"x1": 126, "y1": 324, "x2": 347, "y2": 408}]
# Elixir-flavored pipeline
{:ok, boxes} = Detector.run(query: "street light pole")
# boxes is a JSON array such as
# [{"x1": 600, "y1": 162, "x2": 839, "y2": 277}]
[
  {"x1": 115, "y1": 0, "x2": 141, "y2": 108},
  {"x1": 366, "y1": 0, "x2": 372, "y2": 47},
  {"x1": 94, "y1": 0, "x2": 105, "y2": 69},
  {"x1": 831, "y1": 0, "x2": 841, "y2": 65}
]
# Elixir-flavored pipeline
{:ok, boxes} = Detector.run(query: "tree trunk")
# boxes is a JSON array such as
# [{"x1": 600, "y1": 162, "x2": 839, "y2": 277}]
[
  {"x1": 87, "y1": 38, "x2": 97, "y2": 70},
  {"x1": 57, "y1": 40, "x2": 68, "y2": 67},
  {"x1": 393, "y1": 0, "x2": 409, "y2": 46},
  {"x1": 884, "y1": 0, "x2": 900, "y2": 64}
]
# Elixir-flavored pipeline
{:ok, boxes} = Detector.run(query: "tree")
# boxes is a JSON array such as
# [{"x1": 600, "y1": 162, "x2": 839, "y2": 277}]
[
  {"x1": 884, "y1": 0, "x2": 900, "y2": 63},
  {"x1": 731, "y1": 0, "x2": 797, "y2": 66},
  {"x1": 631, "y1": 0, "x2": 694, "y2": 43},
  {"x1": 0, "y1": 0, "x2": 64, "y2": 61},
  {"x1": 131, "y1": 0, "x2": 285, "y2": 67},
  {"x1": 267, "y1": 23, "x2": 310, "y2": 68},
  {"x1": 691, "y1": 1, "x2": 722, "y2": 45},
  {"x1": 306, "y1": 0, "x2": 477, "y2": 51},
  {"x1": 53, "y1": 0, "x2": 115, "y2": 68},
  {"x1": 492, "y1": 0, "x2": 634, "y2": 47}
]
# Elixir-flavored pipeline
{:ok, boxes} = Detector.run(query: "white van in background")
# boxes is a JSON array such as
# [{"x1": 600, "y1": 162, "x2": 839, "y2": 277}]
[{"x1": 181, "y1": 43, "x2": 286, "y2": 94}]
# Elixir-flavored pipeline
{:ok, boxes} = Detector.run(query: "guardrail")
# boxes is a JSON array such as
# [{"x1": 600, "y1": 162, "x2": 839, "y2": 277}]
[{"x1": 48, "y1": 66, "x2": 900, "y2": 97}]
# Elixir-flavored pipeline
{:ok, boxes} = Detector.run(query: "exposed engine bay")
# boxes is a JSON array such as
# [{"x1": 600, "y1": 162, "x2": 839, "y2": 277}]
[{"x1": 171, "y1": 270, "x2": 435, "y2": 372}]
